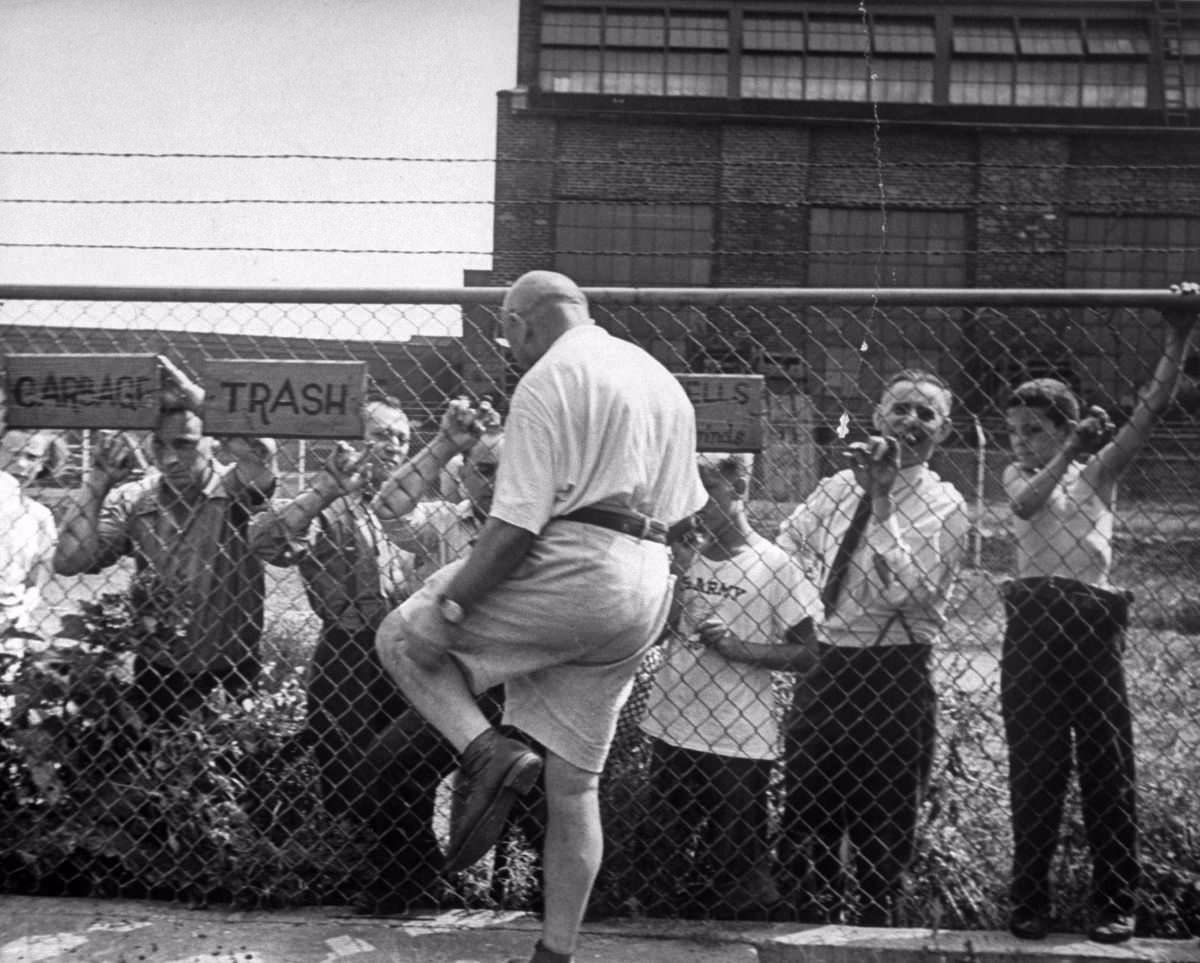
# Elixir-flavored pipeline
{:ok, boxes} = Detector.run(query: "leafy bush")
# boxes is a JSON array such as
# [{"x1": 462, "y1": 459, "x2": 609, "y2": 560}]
[{"x1": 0, "y1": 593, "x2": 371, "y2": 908}]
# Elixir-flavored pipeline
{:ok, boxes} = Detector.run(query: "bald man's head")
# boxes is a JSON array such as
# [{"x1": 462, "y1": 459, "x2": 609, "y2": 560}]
[
  {"x1": 504, "y1": 270, "x2": 588, "y2": 317},
  {"x1": 500, "y1": 271, "x2": 592, "y2": 368}
]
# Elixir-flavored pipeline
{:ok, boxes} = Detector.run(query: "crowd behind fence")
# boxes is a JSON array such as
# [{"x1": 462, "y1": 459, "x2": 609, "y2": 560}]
[{"x1": 0, "y1": 287, "x2": 1198, "y2": 937}]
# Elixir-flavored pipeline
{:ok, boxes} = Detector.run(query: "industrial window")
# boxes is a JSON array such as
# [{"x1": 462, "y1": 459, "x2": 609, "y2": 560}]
[
  {"x1": 741, "y1": 13, "x2": 934, "y2": 103},
  {"x1": 554, "y1": 202, "x2": 713, "y2": 285},
  {"x1": 808, "y1": 208, "x2": 968, "y2": 287},
  {"x1": 949, "y1": 17, "x2": 1149, "y2": 108},
  {"x1": 1183, "y1": 22, "x2": 1200, "y2": 110},
  {"x1": 539, "y1": 6, "x2": 1153, "y2": 112},
  {"x1": 1066, "y1": 215, "x2": 1200, "y2": 286},
  {"x1": 539, "y1": 6, "x2": 728, "y2": 97}
]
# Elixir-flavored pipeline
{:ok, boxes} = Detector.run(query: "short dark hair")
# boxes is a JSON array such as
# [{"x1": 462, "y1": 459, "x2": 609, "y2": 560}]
[{"x1": 1007, "y1": 378, "x2": 1080, "y2": 427}]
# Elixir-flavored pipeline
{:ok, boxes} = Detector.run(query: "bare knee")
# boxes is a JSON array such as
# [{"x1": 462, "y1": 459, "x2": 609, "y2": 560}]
[
  {"x1": 544, "y1": 752, "x2": 601, "y2": 813},
  {"x1": 375, "y1": 609, "x2": 445, "y2": 679}
]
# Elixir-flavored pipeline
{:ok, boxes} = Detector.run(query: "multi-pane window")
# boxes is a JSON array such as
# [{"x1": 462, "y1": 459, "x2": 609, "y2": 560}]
[
  {"x1": 1182, "y1": 22, "x2": 1200, "y2": 110},
  {"x1": 539, "y1": 6, "x2": 1160, "y2": 113},
  {"x1": 742, "y1": 13, "x2": 935, "y2": 103},
  {"x1": 950, "y1": 17, "x2": 1149, "y2": 108},
  {"x1": 1066, "y1": 216, "x2": 1200, "y2": 286},
  {"x1": 808, "y1": 208, "x2": 968, "y2": 287},
  {"x1": 540, "y1": 7, "x2": 728, "y2": 97},
  {"x1": 555, "y1": 202, "x2": 713, "y2": 285}
]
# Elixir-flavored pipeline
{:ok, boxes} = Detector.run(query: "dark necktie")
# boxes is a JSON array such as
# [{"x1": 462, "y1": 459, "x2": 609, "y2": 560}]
[{"x1": 821, "y1": 491, "x2": 872, "y2": 619}]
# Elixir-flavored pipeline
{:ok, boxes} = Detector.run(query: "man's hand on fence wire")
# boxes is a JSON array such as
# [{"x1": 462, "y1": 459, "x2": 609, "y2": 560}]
[
  {"x1": 440, "y1": 398, "x2": 485, "y2": 451},
  {"x1": 1164, "y1": 281, "x2": 1200, "y2": 337},
  {"x1": 90, "y1": 431, "x2": 145, "y2": 490},
  {"x1": 321, "y1": 440, "x2": 372, "y2": 496},
  {"x1": 157, "y1": 355, "x2": 205, "y2": 412},
  {"x1": 219, "y1": 435, "x2": 277, "y2": 491}
]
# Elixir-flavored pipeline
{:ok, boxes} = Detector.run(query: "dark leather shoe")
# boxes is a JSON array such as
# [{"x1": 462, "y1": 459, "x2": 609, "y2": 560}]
[
  {"x1": 1089, "y1": 912, "x2": 1135, "y2": 944},
  {"x1": 1009, "y1": 907, "x2": 1049, "y2": 940},
  {"x1": 444, "y1": 729, "x2": 542, "y2": 874}
]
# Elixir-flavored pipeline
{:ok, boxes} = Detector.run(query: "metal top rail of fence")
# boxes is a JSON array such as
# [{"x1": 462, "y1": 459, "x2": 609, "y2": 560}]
[{"x1": 0, "y1": 283, "x2": 1194, "y2": 306}]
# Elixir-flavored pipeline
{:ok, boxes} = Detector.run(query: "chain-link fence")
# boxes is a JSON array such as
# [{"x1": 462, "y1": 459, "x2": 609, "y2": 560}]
[{"x1": 1, "y1": 287, "x2": 1198, "y2": 937}]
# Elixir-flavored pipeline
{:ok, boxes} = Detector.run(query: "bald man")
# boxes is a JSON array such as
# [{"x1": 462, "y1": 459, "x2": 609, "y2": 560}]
[{"x1": 375, "y1": 271, "x2": 706, "y2": 963}]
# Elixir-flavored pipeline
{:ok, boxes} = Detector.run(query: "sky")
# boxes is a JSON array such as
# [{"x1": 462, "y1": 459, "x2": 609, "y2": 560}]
[{"x1": 0, "y1": 0, "x2": 519, "y2": 336}]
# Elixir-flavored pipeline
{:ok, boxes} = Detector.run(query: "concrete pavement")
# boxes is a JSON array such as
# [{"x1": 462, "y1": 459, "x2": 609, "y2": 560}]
[{"x1": 1, "y1": 896, "x2": 1199, "y2": 963}]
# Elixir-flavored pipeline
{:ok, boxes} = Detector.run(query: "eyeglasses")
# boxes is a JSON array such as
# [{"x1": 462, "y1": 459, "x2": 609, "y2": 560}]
[
  {"x1": 888, "y1": 402, "x2": 943, "y2": 423},
  {"x1": 495, "y1": 307, "x2": 523, "y2": 349}
]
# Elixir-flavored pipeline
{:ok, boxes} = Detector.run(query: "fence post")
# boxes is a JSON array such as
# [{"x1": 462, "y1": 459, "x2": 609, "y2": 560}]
[{"x1": 972, "y1": 415, "x2": 986, "y2": 569}]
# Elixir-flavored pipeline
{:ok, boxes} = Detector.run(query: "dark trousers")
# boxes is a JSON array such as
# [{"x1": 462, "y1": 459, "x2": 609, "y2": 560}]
[
  {"x1": 636, "y1": 738, "x2": 774, "y2": 914},
  {"x1": 1000, "y1": 577, "x2": 1138, "y2": 918},
  {"x1": 782, "y1": 643, "x2": 936, "y2": 923},
  {"x1": 311, "y1": 625, "x2": 543, "y2": 901},
  {"x1": 131, "y1": 653, "x2": 260, "y2": 725},
  {"x1": 307, "y1": 624, "x2": 445, "y2": 896}
]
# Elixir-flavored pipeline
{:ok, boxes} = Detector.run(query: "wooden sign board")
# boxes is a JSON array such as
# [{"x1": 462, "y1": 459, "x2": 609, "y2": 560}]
[
  {"x1": 4, "y1": 354, "x2": 161, "y2": 429},
  {"x1": 676, "y1": 374, "x2": 765, "y2": 452},
  {"x1": 202, "y1": 359, "x2": 366, "y2": 438}
]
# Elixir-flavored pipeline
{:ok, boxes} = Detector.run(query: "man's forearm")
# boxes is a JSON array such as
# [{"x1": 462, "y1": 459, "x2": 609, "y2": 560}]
[
  {"x1": 53, "y1": 476, "x2": 109, "y2": 574},
  {"x1": 375, "y1": 434, "x2": 462, "y2": 520},
  {"x1": 274, "y1": 473, "x2": 341, "y2": 535}
]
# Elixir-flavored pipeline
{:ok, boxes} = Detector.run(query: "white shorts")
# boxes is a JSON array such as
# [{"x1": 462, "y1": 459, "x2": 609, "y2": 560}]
[{"x1": 394, "y1": 519, "x2": 672, "y2": 773}]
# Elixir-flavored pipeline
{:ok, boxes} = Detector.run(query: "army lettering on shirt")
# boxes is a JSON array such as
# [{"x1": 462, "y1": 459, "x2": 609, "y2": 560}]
[{"x1": 677, "y1": 573, "x2": 747, "y2": 603}]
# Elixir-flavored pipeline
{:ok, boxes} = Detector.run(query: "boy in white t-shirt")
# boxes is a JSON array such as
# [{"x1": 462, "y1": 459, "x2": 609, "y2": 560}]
[
  {"x1": 637, "y1": 454, "x2": 820, "y2": 919},
  {"x1": 1000, "y1": 285, "x2": 1198, "y2": 944}
]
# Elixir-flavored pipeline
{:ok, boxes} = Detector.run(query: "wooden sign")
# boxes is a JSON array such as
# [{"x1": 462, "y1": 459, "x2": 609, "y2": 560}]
[
  {"x1": 676, "y1": 374, "x2": 765, "y2": 452},
  {"x1": 4, "y1": 354, "x2": 161, "y2": 429},
  {"x1": 202, "y1": 359, "x2": 366, "y2": 438}
]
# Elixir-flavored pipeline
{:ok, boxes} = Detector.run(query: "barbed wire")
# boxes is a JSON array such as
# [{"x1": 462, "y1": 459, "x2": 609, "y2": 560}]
[
  {"x1": 0, "y1": 240, "x2": 1192, "y2": 256},
  {"x1": 0, "y1": 197, "x2": 1184, "y2": 210},
  {"x1": 3, "y1": 149, "x2": 1200, "y2": 171}
]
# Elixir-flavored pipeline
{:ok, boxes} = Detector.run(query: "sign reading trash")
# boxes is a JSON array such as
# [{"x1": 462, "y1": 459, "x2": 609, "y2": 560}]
[
  {"x1": 676, "y1": 373, "x2": 765, "y2": 452},
  {"x1": 202, "y1": 359, "x2": 367, "y2": 438},
  {"x1": 4, "y1": 354, "x2": 161, "y2": 429}
]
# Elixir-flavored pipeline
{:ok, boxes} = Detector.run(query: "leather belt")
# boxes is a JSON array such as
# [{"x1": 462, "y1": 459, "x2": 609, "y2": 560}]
[{"x1": 558, "y1": 506, "x2": 667, "y2": 543}]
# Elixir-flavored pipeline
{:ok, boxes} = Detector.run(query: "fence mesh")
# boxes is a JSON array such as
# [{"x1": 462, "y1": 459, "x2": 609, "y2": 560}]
[{"x1": 1, "y1": 289, "x2": 1198, "y2": 936}]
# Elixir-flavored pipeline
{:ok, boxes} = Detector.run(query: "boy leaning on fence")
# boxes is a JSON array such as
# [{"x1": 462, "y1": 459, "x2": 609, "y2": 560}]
[
  {"x1": 635, "y1": 452, "x2": 821, "y2": 919},
  {"x1": 999, "y1": 282, "x2": 1200, "y2": 945}
]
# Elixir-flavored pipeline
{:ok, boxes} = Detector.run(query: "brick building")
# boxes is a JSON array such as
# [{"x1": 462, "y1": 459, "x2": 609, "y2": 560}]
[{"x1": 463, "y1": 0, "x2": 1200, "y2": 441}]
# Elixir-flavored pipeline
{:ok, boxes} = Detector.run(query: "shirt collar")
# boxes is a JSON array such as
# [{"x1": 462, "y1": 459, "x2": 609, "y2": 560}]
[
  {"x1": 140, "y1": 464, "x2": 229, "y2": 514},
  {"x1": 894, "y1": 463, "x2": 930, "y2": 492}
]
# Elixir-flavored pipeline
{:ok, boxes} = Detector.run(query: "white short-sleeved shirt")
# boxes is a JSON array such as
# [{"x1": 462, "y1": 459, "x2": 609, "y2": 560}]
[
  {"x1": 0, "y1": 472, "x2": 57, "y2": 632},
  {"x1": 490, "y1": 325, "x2": 707, "y2": 533},
  {"x1": 640, "y1": 533, "x2": 820, "y2": 761},
  {"x1": 1003, "y1": 460, "x2": 1113, "y2": 588},
  {"x1": 776, "y1": 465, "x2": 969, "y2": 647}
]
